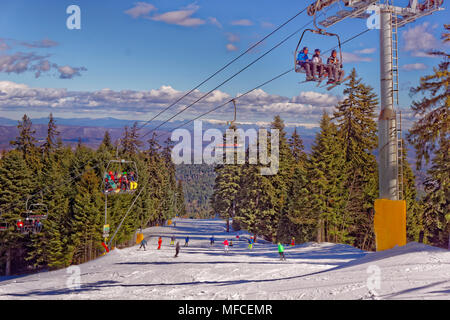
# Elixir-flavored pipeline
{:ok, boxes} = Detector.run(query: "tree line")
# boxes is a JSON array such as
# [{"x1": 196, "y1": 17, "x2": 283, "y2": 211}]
[{"x1": 0, "y1": 117, "x2": 184, "y2": 275}]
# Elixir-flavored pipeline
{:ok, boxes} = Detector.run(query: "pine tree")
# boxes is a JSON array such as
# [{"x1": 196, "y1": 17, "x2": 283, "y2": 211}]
[
  {"x1": 71, "y1": 169, "x2": 103, "y2": 264},
  {"x1": 421, "y1": 138, "x2": 449, "y2": 249},
  {"x1": 289, "y1": 127, "x2": 307, "y2": 164},
  {"x1": 0, "y1": 150, "x2": 35, "y2": 275},
  {"x1": 211, "y1": 124, "x2": 242, "y2": 232},
  {"x1": 121, "y1": 122, "x2": 143, "y2": 157},
  {"x1": 303, "y1": 113, "x2": 349, "y2": 244},
  {"x1": 333, "y1": 69, "x2": 379, "y2": 250},
  {"x1": 41, "y1": 113, "x2": 60, "y2": 159},
  {"x1": 10, "y1": 114, "x2": 42, "y2": 171}
]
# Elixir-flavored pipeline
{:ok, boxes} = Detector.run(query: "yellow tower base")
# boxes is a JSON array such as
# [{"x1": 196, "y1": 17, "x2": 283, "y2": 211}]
[{"x1": 374, "y1": 199, "x2": 406, "y2": 251}]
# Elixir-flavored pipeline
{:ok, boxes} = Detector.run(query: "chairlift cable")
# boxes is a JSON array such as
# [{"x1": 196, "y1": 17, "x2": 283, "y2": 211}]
[
  {"x1": 136, "y1": 6, "x2": 310, "y2": 132},
  {"x1": 141, "y1": 28, "x2": 372, "y2": 137},
  {"x1": 140, "y1": 16, "x2": 319, "y2": 140}
]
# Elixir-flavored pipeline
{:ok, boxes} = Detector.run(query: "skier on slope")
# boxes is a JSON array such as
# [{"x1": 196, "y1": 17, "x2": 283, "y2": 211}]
[
  {"x1": 184, "y1": 236, "x2": 190, "y2": 247},
  {"x1": 248, "y1": 237, "x2": 254, "y2": 250},
  {"x1": 278, "y1": 242, "x2": 286, "y2": 261},
  {"x1": 139, "y1": 238, "x2": 148, "y2": 251},
  {"x1": 157, "y1": 237, "x2": 162, "y2": 250},
  {"x1": 174, "y1": 241, "x2": 180, "y2": 257},
  {"x1": 210, "y1": 235, "x2": 215, "y2": 246},
  {"x1": 170, "y1": 235, "x2": 176, "y2": 246},
  {"x1": 223, "y1": 239, "x2": 229, "y2": 253}
]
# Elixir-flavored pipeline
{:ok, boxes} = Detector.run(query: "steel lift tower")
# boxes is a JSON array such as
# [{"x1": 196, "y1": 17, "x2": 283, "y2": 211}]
[{"x1": 310, "y1": 0, "x2": 444, "y2": 250}]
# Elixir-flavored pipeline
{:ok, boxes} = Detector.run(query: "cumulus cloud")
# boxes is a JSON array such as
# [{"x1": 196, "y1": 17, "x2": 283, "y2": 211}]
[
  {"x1": 402, "y1": 22, "x2": 440, "y2": 57},
  {"x1": 20, "y1": 38, "x2": 59, "y2": 49},
  {"x1": 57, "y1": 65, "x2": 88, "y2": 79},
  {"x1": 231, "y1": 19, "x2": 253, "y2": 26},
  {"x1": 291, "y1": 91, "x2": 341, "y2": 108},
  {"x1": 261, "y1": 21, "x2": 275, "y2": 28},
  {"x1": 124, "y1": 2, "x2": 156, "y2": 19},
  {"x1": 402, "y1": 63, "x2": 427, "y2": 71},
  {"x1": 0, "y1": 52, "x2": 50, "y2": 74},
  {"x1": 125, "y1": 2, "x2": 206, "y2": 27},
  {"x1": 0, "y1": 52, "x2": 86, "y2": 79},
  {"x1": 226, "y1": 43, "x2": 238, "y2": 52},
  {"x1": 0, "y1": 81, "x2": 343, "y2": 125},
  {"x1": 150, "y1": 4, "x2": 205, "y2": 27}
]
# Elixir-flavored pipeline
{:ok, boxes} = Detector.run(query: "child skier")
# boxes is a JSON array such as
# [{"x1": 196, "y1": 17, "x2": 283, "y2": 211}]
[
  {"x1": 157, "y1": 237, "x2": 162, "y2": 250},
  {"x1": 223, "y1": 239, "x2": 229, "y2": 253},
  {"x1": 278, "y1": 242, "x2": 286, "y2": 261}
]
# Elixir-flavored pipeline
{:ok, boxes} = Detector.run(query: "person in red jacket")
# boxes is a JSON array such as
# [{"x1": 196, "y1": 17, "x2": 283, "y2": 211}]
[
  {"x1": 223, "y1": 239, "x2": 229, "y2": 254},
  {"x1": 157, "y1": 236, "x2": 162, "y2": 250}
]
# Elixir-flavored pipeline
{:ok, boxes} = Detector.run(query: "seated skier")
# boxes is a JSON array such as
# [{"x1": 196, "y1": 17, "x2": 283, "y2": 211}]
[
  {"x1": 311, "y1": 48, "x2": 326, "y2": 80},
  {"x1": 296, "y1": 46, "x2": 314, "y2": 81},
  {"x1": 326, "y1": 49, "x2": 345, "y2": 84}
]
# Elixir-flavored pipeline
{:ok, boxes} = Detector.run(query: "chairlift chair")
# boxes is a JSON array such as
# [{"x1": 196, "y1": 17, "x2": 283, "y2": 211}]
[
  {"x1": 0, "y1": 221, "x2": 8, "y2": 232},
  {"x1": 294, "y1": 28, "x2": 343, "y2": 74},
  {"x1": 226, "y1": 99, "x2": 237, "y2": 127},
  {"x1": 103, "y1": 159, "x2": 139, "y2": 195},
  {"x1": 295, "y1": 1, "x2": 345, "y2": 86}
]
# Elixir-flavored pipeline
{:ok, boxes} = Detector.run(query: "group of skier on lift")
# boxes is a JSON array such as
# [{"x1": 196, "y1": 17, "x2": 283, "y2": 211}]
[
  {"x1": 104, "y1": 171, "x2": 137, "y2": 194},
  {"x1": 296, "y1": 46, "x2": 344, "y2": 84},
  {"x1": 16, "y1": 218, "x2": 43, "y2": 234}
]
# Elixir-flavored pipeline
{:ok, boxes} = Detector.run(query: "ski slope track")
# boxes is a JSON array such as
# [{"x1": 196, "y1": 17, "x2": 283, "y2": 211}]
[{"x1": 0, "y1": 219, "x2": 449, "y2": 300}]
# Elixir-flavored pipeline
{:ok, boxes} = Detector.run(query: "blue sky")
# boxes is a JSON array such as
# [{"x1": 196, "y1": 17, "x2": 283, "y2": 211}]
[{"x1": 0, "y1": 0, "x2": 448, "y2": 128}]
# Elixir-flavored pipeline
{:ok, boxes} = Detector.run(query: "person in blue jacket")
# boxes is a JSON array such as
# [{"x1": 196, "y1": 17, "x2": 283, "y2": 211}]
[
  {"x1": 296, "y1": 46, "x2": 314, "y2": 80},
  {"x1": 184, "y1": 236, "x2": 190, "y2": 247}
]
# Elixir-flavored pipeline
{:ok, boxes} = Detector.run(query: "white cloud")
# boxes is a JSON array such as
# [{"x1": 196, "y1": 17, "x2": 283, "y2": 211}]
[
  {"x1": 291, "y1": 91, "x2": 340, "y2": 108},
  {"x1": 57, "y1": 65, "x2": 87, "y2": 79},
  {"x1": 261, "y1": 21, "x2": 275, "y2": 28},
  {"x1": 20, "y1": 38, "x2": 59, "y2": 49},
  {"x1": 402, "y1": 22, "x2": 439, "y2": 57},
  {"x1": 231, "y1": 19, "x2": 253, "y2": 26},
  {"x1": 124, "y1": 2, "x2": 156, "y2": 19},
  {"x1": 355, "y1": 48, "x2": 376, "y2": 54},
  {"x1": 0, "y1": 82, "x2": 343, "y2": 126},
  {"x1": 226, "y1": 43, "x2": 238, "y2": 52},
  {"x1": 402, "y1": 63, "x2": 427, "y2": 71},
  {"x1": 226, "y1": 32, "x2": 240, "y2": 43},
  {"x1": 150, "y1": 4, "x2": 205, "y2": 27}
]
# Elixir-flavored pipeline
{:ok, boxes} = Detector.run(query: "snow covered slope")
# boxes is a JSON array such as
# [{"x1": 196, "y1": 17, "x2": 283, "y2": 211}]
[{"x1": 0, "y1": 218, "x2": 448, "y2": 300}]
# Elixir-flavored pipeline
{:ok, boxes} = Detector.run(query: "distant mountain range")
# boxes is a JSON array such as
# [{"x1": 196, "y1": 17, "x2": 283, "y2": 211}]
[{"x1": 0, "y1": 116, "x2": 320, "y2": 151}]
